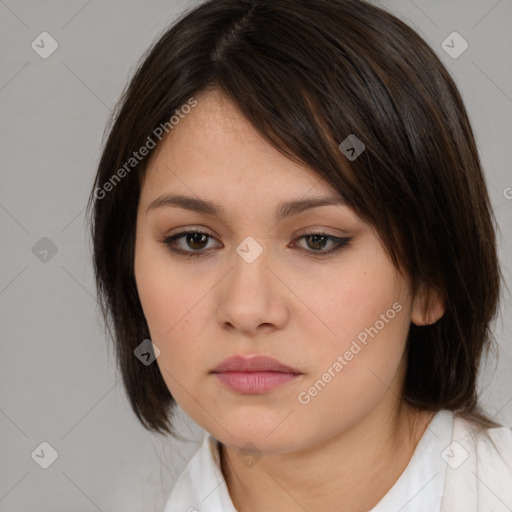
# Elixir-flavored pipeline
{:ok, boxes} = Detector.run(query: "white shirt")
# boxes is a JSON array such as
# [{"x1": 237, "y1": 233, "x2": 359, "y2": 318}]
[{"x1": 164, "y1": 410, "x2": 512, "y2": 511}]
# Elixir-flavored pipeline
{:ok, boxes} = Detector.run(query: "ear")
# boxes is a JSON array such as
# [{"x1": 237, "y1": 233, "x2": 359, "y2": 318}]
[{"x1": 411, "y1": 281, "x2": 445, "y2": 326}]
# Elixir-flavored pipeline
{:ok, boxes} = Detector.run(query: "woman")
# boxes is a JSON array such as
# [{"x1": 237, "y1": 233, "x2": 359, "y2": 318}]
[{"x1": 87, "y1": 0, "x2": 512, "y2": 510}]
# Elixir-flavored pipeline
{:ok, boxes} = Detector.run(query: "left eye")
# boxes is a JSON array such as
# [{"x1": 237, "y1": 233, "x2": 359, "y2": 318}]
[
  {"x1": 296, "y1": 233, "x2": 350, "y2": 253},
  {"x1": 160, "y1": 230, "x2": 352, "y2": 259},
  {"x1": 165, "y1": 230, "x2": 218, "y2": 253}
]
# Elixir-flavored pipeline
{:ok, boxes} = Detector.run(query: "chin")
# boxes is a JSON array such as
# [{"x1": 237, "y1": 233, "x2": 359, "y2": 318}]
[
  {"x1": 204, "y1": 413, "x2": 308, "y2": 454},
  {"x1": 220, "y1": 432, "x2": 303, "y2": 455}
]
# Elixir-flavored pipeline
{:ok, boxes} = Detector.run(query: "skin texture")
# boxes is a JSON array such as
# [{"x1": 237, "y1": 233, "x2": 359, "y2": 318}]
[{"x1": 134, "y1": 89, "x2": 444, "y2": 511}]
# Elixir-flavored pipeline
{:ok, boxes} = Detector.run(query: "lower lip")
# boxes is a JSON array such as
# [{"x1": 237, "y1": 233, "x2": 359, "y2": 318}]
[{"x1": 213, "y1": 371, "x2": 301, "y2": 394}]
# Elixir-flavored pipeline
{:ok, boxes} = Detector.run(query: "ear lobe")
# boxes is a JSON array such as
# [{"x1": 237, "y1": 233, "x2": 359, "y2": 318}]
[{"x1": 411, "y1": 282, "x2": 445, "y2": 326}]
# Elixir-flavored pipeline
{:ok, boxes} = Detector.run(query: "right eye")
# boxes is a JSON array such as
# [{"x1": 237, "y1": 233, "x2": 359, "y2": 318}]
[{"x1": 159, "y1": 229, "x2": 221, "y2": 259}]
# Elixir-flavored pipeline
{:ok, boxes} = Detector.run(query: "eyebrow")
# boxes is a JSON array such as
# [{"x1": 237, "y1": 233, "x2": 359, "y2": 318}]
[{"x1": 146, "y1": 193, "x2": 347, "y2": 221}]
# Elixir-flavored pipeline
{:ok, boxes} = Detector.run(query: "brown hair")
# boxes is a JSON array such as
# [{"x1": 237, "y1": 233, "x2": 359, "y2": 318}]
[{"x1": 87, "y1": 0, "x2": 502, "y2": 435}]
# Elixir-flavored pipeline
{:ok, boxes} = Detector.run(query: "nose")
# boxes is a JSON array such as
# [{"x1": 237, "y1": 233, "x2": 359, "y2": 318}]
[{"x1": 215, "y1": 242, "x2": 290, "y2": 336}]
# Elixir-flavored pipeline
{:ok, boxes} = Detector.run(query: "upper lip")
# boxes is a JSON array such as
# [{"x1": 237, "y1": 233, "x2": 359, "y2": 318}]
[{"x1": 211, "y1": 355, "x2": 302, "y2": 374}]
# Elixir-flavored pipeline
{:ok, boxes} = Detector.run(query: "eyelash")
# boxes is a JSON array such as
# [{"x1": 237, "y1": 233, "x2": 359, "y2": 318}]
[{"x1": 158, "y1": 229, "x2": 352, "y2": 260}]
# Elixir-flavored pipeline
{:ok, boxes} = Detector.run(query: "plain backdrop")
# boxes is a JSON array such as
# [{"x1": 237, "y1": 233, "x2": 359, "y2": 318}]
[{"x1": 0, "y1": 0, "x2": 511, "y2": 510}]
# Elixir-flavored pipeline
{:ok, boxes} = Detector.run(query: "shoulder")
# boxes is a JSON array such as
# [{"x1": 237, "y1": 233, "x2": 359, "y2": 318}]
[
  {"x1": 163, "y1": 432, "x2": 236, "y2": 512},
  {"x1": 441, "y1": 413, "x2": 512, "y2": 512},
  {"x1": 454, "y1": 414, "x2": 512, "y2": 468},
  {"x1": 162, "y1": 432, "x2": 211, "y2": 512}
]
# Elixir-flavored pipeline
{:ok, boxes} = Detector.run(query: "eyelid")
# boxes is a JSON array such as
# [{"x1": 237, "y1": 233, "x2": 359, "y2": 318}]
[
  {"x1": 162, "y1": 226, "x2": 348, "y2": 243},
  {"x1": 165, "y1": 225, "x2": 220, "y2": 238},
  {"x1": 165, "y1": 224, "x2": 350, "y2": 240},
  {"x1": 293, "y1": 225, "x2": 352, "y2": 238},
  {"x1": 159, "y1": 227, "x2": 353, "y2": 259}
]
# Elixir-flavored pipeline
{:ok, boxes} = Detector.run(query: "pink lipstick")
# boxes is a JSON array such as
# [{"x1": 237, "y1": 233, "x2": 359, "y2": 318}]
[{"x1": 211, "y1": 355, "x2": 303, "y2": 394}]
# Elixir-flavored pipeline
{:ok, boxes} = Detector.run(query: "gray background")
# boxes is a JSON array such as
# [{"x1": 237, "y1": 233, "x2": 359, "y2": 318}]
[{"x1": 0, "y1": 0, "x2": 511, "y2": 510}]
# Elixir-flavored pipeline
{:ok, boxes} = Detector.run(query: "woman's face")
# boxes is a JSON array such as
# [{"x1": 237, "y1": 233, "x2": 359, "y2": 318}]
[{"x1": 134, "y1": 89, "x2": 429, "y2": 453}]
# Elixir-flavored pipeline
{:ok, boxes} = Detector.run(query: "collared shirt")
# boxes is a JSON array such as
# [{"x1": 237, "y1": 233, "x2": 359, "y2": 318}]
[{"x1": 164, "y1": 409, "x2": 512, "y2": 511}]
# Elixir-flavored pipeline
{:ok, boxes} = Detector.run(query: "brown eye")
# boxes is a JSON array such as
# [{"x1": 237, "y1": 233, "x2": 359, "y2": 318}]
[
  {"x1": 161, "y1": 229, "x2": 220, "y2": 259},
  {"x1": 160, "y1": 230, "x2": 352, "y2": 260},
  {"x1": 184, "y1": 232, "x2": 209, "y2": 250},
  {"x1": 304, "y1": 234, "x2": 330, "y2": 251},
  {"x1": 295, "y1": 233, "x2": 353, "y2": 255}
]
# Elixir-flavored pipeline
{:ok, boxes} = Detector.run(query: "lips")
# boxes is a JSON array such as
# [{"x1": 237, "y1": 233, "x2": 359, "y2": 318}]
[
  {"x1": 211, "y1": 355, "x2": 303, "y2": 394},
  {"x1": 211, "y1": 355, "x2": 302, "y2": 374}
]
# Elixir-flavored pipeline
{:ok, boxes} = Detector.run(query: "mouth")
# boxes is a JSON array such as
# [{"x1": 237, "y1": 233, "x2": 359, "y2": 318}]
[{"x1": 210, "y1": 355, "x2": 303, "y2": 394}]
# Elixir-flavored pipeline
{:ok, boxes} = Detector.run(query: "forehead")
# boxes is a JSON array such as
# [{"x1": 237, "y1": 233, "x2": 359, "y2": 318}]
[{"x1": 140, "y1": 89, "x2": 338, "y2": 202}]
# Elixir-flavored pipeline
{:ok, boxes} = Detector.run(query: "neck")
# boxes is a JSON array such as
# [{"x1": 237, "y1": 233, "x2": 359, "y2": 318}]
[{"x1": 220, "y1": 399, "x2": 435, "y2": 512}]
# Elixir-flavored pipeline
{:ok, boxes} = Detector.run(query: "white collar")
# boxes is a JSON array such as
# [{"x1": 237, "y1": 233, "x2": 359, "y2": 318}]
[
  {"x1": 165, "y1": 410, "x2": 453, "y2": 511},
  {"x1": 370, "y1": 409, "x2": 452, "y2": 511}
]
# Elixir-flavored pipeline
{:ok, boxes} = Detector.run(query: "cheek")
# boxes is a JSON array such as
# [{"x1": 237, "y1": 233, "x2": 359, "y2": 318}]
[
  {"x1": 293, "y1": 294, "x2": 411, "y2": 445},
  {"x1": 299, "y1": 255, "x2": 412, "y2": 395},
  {"x1": 134, "y1": 246, "x2": 213, "y2": 392},
  {"x1": 309, "y1": 256, "x2": 408, "y2": 344},
  {"x1": 137, "y1": 279, "x2": 203, "y2": 366},
  {"x1": 135, "y1": 240, "x2": 193, "y2": 338}
]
